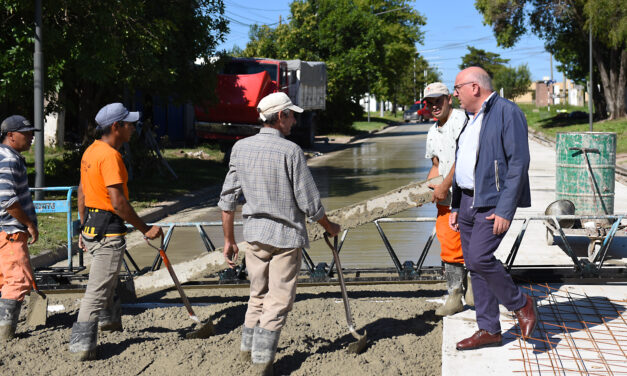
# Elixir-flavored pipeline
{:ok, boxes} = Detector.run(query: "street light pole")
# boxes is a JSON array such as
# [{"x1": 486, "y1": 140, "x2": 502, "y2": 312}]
[
  {"x1": 34, "y1": 0, "x2": 45, "y2": 199},
  {"x1": 588, "y1": 24, "x2": 593, "y2": 132}
]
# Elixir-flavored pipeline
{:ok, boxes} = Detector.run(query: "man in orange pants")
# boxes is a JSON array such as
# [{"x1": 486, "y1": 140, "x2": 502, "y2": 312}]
[
  {"x1": 0, "y1": 115, "x2": 40, "y2": 339},
  {"x1": 423, "y1": 83, "x2": 473, "y2": 316}
]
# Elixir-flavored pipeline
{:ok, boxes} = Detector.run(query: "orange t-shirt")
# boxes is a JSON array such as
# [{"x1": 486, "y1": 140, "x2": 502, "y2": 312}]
[{"x1": 80, "y1": 140, "x2": 129, "y2": 212}]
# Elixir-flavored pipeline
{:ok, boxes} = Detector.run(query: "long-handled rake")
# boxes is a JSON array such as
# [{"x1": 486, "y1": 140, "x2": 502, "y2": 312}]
[
  {"x1": 144, "y1": 236, "x2": 215, "y2": 339},
  {"x1": 323, "y1": 233, "x2": 368, "y2": 354}
]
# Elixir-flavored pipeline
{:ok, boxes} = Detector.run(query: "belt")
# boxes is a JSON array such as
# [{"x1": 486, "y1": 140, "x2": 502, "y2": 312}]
[{"x1": 461, "y1": 189, "x2": 474, "y2": 197}]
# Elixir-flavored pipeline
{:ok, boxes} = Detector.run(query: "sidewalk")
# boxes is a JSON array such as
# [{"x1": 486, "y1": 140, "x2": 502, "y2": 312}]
[{"x1": 442, "y1": 136, "x2": 627, "y2": 375}]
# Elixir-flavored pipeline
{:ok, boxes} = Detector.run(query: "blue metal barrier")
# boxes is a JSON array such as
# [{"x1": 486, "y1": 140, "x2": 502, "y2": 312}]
[{"x1": 31, "y1": 186, "x2": 80, "y2": 270}]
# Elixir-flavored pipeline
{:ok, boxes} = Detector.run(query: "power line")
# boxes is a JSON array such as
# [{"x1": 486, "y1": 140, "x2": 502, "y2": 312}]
[{"x1": 225, "y1": 0, "x2": 289, "y2": 12}]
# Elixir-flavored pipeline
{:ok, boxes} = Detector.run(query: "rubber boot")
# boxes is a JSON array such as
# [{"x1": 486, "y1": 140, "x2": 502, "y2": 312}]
[
  {"x1": 0, "y1": 298, "x2": 22, "y2": 340},
  {"x1": 69, "y1": 321, "x2": 98, "y2": 361},
  {"x1": 251, "y1": 326, "x2": 280, "y2": 376},
  {"x1": 464, "y1": 271, "x2": 474, "y2": 307},
  {"x1": 240, "y1": 325, "x2": 254, "y2": 362},
  {"x1": 98, "y1": 294, "x2": 123, "y2": 332},
  {"x1": 436, "y1": 263, "x2": 464, "y2": 316}
]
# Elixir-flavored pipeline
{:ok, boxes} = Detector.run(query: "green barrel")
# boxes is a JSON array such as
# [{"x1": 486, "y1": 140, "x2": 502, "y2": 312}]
[{"x1": 556, "y1": 132, "x2": 616, "y2": 215}]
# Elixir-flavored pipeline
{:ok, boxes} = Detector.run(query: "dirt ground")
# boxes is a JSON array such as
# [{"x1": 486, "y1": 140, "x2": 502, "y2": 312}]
[{"x1": 3, "y1": 282, "x2": 446, "y2": 376}]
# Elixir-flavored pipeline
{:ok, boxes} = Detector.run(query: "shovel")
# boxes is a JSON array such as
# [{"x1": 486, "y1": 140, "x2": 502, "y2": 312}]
[
  {"x1": 26, "y1": 279, "x2": 47, "y2": 328},
  {"x1": 324, "y1": 233, "x2": 368, "y2": 354},
  {"x1": 144, "y1": 236, "x2": 215, "y2": 339}
]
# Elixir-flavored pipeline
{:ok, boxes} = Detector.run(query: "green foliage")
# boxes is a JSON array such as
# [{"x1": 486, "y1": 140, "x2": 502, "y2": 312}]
[
  {"x1": 241, "y1": 0, "x2": 426, "y2": 130},
  {"x1": 459, "y1": 46, "x2": 530, "y2": 100},
  {"x1": 475, "y1": 0, "x2": 627, "y2": 119},
  {"x1": 459, "y1": 46, "x2": 509, "y2": 77},
  {"x1": 493, "y1": 64, "x2": 532, "y2": 100},
  {"x1": 1, "y1": 0, "x2": 228, "y2": 131}
]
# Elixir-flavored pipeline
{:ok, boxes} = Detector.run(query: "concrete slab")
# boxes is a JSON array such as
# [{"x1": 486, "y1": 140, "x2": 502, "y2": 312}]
[
  {"x1": 443, "y1": 137, "x2": 627, "y2": 375},
  {"x1": 442, "y1": 284, "x2": 627, "y2": 376}
]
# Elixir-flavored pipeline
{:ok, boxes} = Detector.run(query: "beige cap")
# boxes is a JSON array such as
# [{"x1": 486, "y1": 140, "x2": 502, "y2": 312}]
[
  {"x1": 422, "y1": 82, "x2": 450, "y2": 100},
  {"x1": 257, "y1": 92, "x2": 303, "y2": 121}
]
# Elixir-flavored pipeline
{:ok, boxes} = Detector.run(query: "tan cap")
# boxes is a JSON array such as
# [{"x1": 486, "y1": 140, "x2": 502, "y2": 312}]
[
  {"x1": 257, "y1": 92, "x2": 303, "y2": 121},
  {"x1": 422, "y1": 82, "x2": 450, "y2": 100}
]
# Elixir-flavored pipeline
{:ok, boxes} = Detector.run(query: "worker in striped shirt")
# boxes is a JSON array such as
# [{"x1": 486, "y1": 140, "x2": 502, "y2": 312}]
[{"x1": 0, "y1": 115, "x2": 40, "y2": 340}]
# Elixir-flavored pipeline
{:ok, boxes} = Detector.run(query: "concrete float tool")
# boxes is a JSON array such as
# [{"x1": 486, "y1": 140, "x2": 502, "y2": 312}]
[
  {"x1": 144, "y1": 236, "x2": 215, "y2": 339},
  {"x1": 133, "y1": 175, "x2": 443, "y2": 295},
  {"x1": 324, "y1": 233, "x2": 367, "y2": 353}
]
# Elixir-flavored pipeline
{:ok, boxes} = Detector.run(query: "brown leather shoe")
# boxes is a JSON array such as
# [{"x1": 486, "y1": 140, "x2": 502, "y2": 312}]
[
  {"x1": 514, "y1": 294, "x2": 538, "y2": 338},
  {"x1": 456, "y1": 330, "x2": 502, "y2": 350}
]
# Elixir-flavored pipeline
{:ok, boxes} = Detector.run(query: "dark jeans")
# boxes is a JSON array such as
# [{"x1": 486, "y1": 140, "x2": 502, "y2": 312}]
[{"x1": 458, "y1": 191, "x2": 526, "y2": 333}]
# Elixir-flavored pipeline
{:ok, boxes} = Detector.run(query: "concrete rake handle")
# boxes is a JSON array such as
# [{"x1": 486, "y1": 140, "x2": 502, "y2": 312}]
[
  {"x1": 324, "y1": 233, "x2": 360, "y2": 338},
  {"x1": 144, "y1": 236, "x2": 200, "y2": 323}
]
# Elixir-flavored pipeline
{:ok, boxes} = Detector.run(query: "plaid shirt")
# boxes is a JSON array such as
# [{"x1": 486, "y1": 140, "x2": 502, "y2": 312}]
[
  {"x1": 0, "y1": 144, "x2": 37, "y2": 234},
  {"x1": 218, "y1": 127, "x2": 325, "y2": 248}
]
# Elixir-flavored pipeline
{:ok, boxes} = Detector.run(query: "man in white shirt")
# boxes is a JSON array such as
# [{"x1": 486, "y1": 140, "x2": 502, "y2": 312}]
[{"x1": 423, "y1": 83, "x2": 472, "y2": 316}]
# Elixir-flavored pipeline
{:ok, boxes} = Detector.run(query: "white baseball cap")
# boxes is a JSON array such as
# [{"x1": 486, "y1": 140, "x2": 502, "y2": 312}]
[
  {"x1": 257, "y1": 92, "x2": 303, "y2": 121},
  {"x1": 422, "y1": 82, "x2": 450, "y2": 100}
]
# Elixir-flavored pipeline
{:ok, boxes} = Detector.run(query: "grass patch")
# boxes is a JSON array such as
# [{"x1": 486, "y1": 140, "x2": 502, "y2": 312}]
[
  {"x1": 21, "y1": 142, "x2": 226, "y2": 255},
  {"x1": 520, "y1": 104, "x2": 627, "y2": 154}
]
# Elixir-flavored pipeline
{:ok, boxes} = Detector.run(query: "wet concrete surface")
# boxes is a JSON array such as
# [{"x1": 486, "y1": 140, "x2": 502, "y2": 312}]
[{"x1": 124, "y1": 121, "x2": 443, "y2": 272}]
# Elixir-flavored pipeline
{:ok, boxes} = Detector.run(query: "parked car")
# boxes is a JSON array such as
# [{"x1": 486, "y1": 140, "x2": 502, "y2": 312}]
[{"x1": 403, "y1": 101, "x2": 433, "y2": 122}]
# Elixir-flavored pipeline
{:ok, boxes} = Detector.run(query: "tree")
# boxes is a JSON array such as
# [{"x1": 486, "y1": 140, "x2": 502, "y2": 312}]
[
  {"x1": 475, "y1": 0, "x2": 627, "y2": 119},
  {"x1": 396, "y1": 55, "x2": 442, "y2": 106},
  {"x1": 459, "y1": 46, "x2": 509, "y2": 77},
  {"x1": 1, "y1": 0, "x2": 228, "y2": 140},
  {"x1": 493, "y1": 64, "x2": 532, "y2": 100},
  {"x1": 459, "y1": 47, "x2": 530, "y2": 101},
  {"x1": 242, "y1": 0, "x2": 425, "y2": 131}
]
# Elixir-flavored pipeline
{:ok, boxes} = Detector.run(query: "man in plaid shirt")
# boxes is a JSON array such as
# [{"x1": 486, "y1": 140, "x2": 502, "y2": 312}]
[{"x1": 219, "y1": 92, "x2": 340, "y2": 375}]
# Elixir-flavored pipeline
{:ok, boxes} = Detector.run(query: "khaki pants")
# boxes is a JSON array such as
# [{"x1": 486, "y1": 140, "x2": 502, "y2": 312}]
[
  {"x1": 243, "y1": 242, "x2": 302, "y2": 332},
  {"x1": 77, "y1": 235, "x2": 125, "y2": 322},
  {"x1": 0, "y1": 232, "x2": 33, "y2": 301}
]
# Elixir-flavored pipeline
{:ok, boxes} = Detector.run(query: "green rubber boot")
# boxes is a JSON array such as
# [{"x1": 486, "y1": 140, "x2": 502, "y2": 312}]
[{"x1": 436, "y1": 263, "x2": 465, "y2": 316}]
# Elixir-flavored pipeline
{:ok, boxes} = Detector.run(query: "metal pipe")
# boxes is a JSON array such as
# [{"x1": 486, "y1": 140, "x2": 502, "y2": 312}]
[{"x1": 34, "y1": 0, "x2": 45, "y2": 200}]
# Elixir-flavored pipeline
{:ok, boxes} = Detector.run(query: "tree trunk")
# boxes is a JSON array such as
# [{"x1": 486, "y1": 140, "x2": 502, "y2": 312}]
[{"x1": 593, "y1": 46, "x2": 627, "y2": 120}]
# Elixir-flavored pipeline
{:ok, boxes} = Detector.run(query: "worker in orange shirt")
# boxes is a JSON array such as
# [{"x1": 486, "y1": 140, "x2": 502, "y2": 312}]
[{"x1": 68, "y1": 103, "x2": 162, "y2": 360}]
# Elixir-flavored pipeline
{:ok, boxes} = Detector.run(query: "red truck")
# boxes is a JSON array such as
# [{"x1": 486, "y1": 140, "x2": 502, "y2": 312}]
[{"x1": 194, "y1": 57, "x2": 326, "y2": 157}]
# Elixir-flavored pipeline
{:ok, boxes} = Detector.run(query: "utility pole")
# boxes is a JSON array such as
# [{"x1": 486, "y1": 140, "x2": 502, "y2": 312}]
[
  {"x1": 413, "y1": 57, "x2": 416, "y2": 103},
  {"x1": 34, "y1": 0, "x2": 45, "y2": 199},
  {"x1": 588, "y1": 25, "x2": 593, "y2": 131},
  {"x1": 550, "y1": 53, "x2": 554, "y2": 106}
]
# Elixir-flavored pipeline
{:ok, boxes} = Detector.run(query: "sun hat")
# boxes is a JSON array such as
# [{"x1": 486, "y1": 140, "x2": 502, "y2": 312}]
[{"x1": 257, "y1": 92, "x2": 303, "y2": 121}]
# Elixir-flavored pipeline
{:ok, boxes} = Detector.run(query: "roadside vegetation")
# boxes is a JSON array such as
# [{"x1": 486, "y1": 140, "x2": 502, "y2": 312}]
[{"x1": 519, "y1": 104, "x2": 627, "y2": 154}]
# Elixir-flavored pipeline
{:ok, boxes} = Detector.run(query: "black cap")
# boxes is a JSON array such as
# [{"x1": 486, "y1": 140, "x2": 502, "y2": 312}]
[{"x1": 1, "y1": 115, "x2": 39, "y2": 133}]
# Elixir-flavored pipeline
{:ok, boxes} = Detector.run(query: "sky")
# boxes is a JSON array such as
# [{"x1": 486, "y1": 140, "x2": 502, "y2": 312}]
[{"x1": 217, "y1": 0, "x2": 564, "y2": 91}]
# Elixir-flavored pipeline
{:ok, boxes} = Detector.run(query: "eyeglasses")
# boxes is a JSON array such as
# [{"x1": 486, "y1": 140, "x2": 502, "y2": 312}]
[{"x1": 453, "y1": 81, "x2": 475, "y2": 93}]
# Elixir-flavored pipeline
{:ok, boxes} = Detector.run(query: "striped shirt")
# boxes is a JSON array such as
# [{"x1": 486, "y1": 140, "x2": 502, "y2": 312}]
[
  {"x1": 218, "y1": 127, "x2": 325, "y2": 248},
  {"x1": 0, "y1": 144, "x2": 37, "y2": 233}
]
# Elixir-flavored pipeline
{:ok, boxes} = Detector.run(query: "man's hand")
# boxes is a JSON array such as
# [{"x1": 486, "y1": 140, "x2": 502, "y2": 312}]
[
  {"x1": 486, "y1": 213, "x2": 510, "y2": 235},
  {"x1": 324, "y1": 221, "x2": 341, "y2": 238},
  {"x1": 144, "y1": 225, "x2": 163, "y2": 240},
  {"x1": 449, "y1": 212, "x2": 459, "y2": 232},
  {"x1": 223, "y1": 241, "x2": 239, "y2": 268},
  {"x1": 428, "y1": 183, "x2": 448, "y2": 203},
  {"x1": 27, "y1": 224, "x2": 38, "y2": 244},
  {"x1": 78, "y1": 234, "x2": 87, "y2": 251}
]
